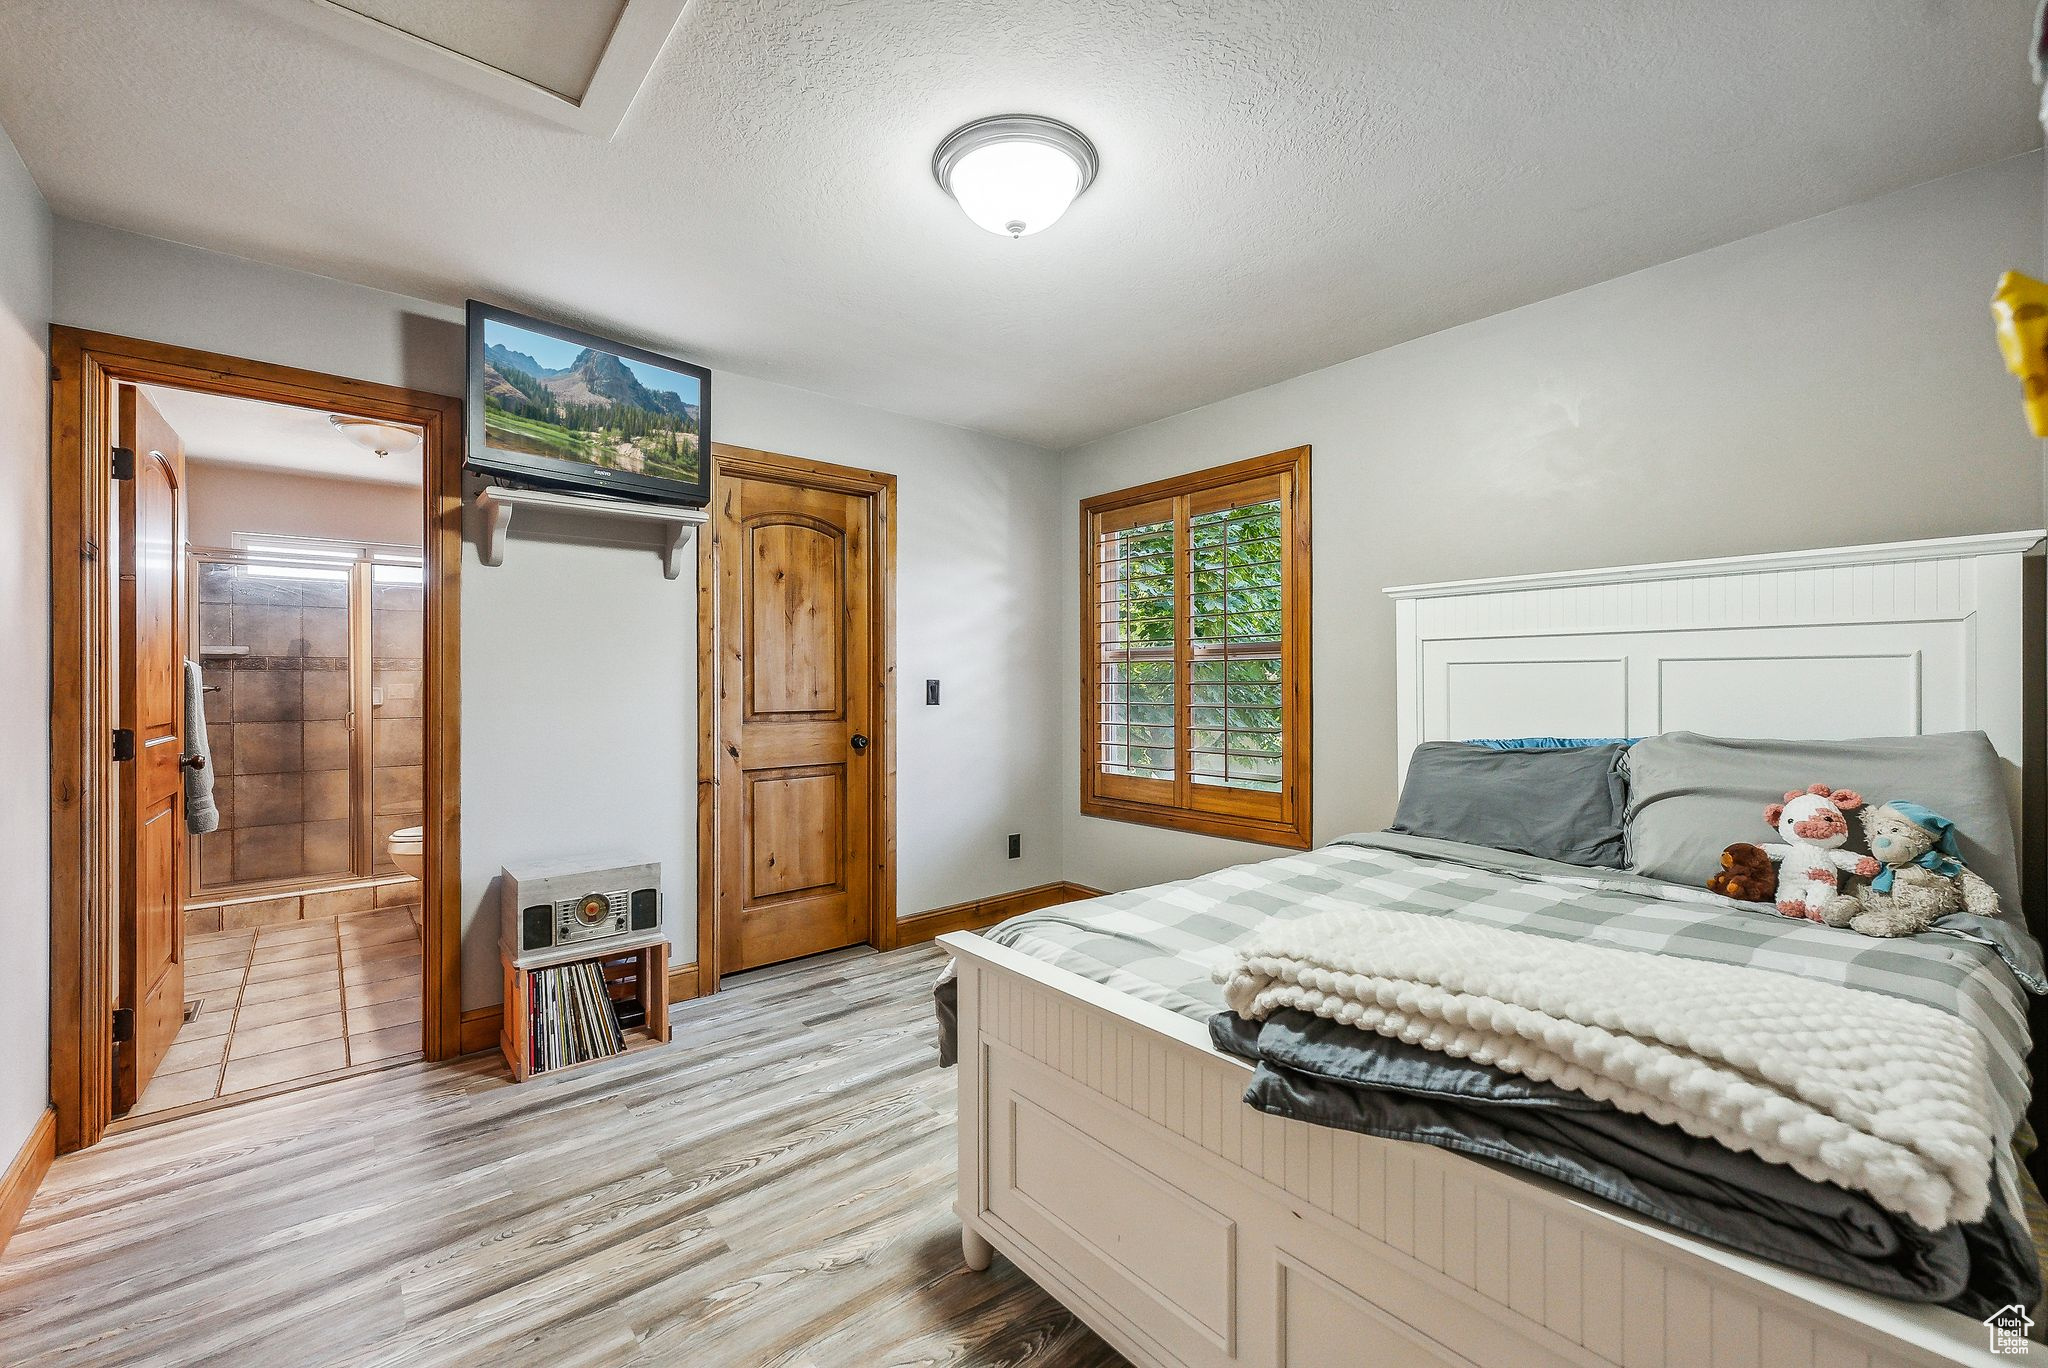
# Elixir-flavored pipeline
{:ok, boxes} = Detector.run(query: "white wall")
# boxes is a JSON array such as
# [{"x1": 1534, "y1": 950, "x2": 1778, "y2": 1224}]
[
  {"x1": 0, "y1": 126, "x2": 53, "y2": 1166},
  {"x1": 1058, "y1": 153, "x2": 2048, "y2": 892},
  {"x1": 54, "y1": 220, "x2": 1064, "y2": 1008},
  {"x1": 455, "y1": 499, "x2": 700, "y2": 1004},
  {"x1": 186, "y1": 460, "x2": 420, "y2": 548}
]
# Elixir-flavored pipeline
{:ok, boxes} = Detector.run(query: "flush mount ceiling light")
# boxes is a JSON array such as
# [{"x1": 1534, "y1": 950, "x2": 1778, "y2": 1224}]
[
  {"x1": 932, "y1": 114, "x2": 1099, "y2": 239},
  {"x1": 329, "y1": 413, "x2": 422, "y2": 458}
]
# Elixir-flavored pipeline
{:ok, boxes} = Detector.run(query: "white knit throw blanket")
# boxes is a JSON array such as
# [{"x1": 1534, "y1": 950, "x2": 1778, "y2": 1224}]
[{"x1": 1215, "y1": 908, "x2": 1995, "y2": 1230}]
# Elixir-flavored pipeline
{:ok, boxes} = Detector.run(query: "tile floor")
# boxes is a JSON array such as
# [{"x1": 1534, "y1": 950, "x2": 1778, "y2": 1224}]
[{"x1": 130, "y1": 905, "x2": 424, "y2": 1118}]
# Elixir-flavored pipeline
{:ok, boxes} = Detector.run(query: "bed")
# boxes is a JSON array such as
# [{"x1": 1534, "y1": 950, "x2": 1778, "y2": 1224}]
[{"x1": 941, "y1": 531, "x2": 2045, "y2": 1368}]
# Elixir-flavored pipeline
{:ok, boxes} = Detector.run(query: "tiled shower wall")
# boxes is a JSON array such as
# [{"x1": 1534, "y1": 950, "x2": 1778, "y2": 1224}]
[
  {"x1": 193, "y1": 561, "x2": 424, "y2": 891},
  {"x1": 195, "y1": 562, "x2": 354, "y2": 887},
  {"x1": 371, "y1": 575, "x2": 424, "y2": 874}
]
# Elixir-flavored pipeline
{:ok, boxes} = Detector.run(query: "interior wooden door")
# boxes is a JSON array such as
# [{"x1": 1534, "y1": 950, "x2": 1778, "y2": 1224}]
[
  {"x1": 114, "y1": 384, "x2": 188, "y2": 1113},
  {"x1": 717, "y1": 473, "x2": 875, "y2": 973}
]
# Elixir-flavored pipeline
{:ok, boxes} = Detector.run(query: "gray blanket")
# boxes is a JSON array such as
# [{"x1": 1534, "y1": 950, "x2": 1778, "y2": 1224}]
[{"x1": 1212, "y1": 1008, "x2": 2038, "y2": 1316}]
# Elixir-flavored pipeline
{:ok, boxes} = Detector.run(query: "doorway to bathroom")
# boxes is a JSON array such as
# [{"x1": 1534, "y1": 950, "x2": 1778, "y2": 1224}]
[
  {"x1": 169, "y1": 429, "x2": 430, "y2": 1116},
  {"x1": 47, "y1": 329, "x2": 462, "y2": 1154}
]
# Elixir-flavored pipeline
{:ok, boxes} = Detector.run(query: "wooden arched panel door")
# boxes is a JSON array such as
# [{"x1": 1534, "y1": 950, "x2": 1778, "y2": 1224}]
[{"x1": 715, "y1": 474, "x2": 877, "y2": 973}]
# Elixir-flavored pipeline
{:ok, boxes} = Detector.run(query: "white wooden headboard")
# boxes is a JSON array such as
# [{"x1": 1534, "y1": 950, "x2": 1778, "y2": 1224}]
[{"x1": 1385, "y1": 531, "x2": 2044, "y2": 787}]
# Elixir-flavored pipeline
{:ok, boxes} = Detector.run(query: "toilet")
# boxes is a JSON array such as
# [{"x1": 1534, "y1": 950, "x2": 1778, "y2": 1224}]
[{"x1": 387, "y1": 825, "x2": 425, "y2": 881}]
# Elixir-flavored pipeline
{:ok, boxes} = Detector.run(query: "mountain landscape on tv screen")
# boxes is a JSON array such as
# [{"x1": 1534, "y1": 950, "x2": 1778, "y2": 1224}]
[{"x1": 481, "y1": 337, "x2": 701, "y2": 485}]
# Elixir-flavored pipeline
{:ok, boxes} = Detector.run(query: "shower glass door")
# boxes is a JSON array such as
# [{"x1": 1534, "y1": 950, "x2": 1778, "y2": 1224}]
[{"x1": 187, "y1": 535, "x2": 419, "y2": 896}]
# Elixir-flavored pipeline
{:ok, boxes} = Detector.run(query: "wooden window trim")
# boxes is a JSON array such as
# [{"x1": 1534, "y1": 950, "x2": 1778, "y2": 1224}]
[{"x1": 1078, "y1": 446, "x2": 1311, "y2": 849}]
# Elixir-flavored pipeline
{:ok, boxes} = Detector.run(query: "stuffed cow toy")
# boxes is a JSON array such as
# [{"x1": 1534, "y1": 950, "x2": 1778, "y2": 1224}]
[{"x1": 1759, "y1": 784, "x2": 1880, "y2": 921}]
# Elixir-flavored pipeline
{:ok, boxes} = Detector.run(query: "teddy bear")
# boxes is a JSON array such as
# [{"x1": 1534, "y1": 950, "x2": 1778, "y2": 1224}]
[
  {"x1": 1819, "y1": 801, "x2": 2001, "y2": 937},
  {"x1": 1757, "y1": 783, "x2": 1881, "y2": 921},
  {"x1": 1706, "y1": 842, "x2": 1778, "y2": 903}
]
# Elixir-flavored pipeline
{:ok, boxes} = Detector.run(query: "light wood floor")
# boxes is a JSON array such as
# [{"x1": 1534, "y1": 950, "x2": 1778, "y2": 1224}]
[{"x1": 1, "y1": 945, "x2": 1123, "y2": 1367}]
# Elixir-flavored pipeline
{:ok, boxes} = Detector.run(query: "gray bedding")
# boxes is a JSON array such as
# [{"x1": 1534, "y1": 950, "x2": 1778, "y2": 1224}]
[
  {"x1": 1212, "y1": 1008, "x2": 2038, "y2": 1316},
  {"x1": 934, "y1": 831, "x2": 2045, "y2": 1311},
  {"x1": 1623, "y1": 730, "x2": 2027, "y2": 915},
  {"x1": 1390, "y1": 740, "x2": 1627, "y2": 866}
]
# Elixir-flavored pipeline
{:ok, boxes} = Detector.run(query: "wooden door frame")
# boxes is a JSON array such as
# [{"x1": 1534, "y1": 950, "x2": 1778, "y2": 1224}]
[
  {"x1": 47, "y1": 327, "x2": 464, "y2": 1154},
  {"x1": 696, "y1": 443, "x2": 898, "y2": 994}
]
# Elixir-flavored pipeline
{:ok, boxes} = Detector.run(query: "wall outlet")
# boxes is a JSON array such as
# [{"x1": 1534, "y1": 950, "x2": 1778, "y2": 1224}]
[
  {"x1": 1007, "y1": 833, "x2": 1021, "y2": 859},
  {"x1": 926, "y1": 679, "x2": 940, "y2": 705}
]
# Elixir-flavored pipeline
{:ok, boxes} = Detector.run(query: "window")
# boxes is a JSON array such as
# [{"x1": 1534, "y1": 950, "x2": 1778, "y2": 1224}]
[
  {"x1": 1081, "y1": 446, "x2": 1310, "y2": 847},
  {"x1": 230, "y1": 532, "x2": 425, "y2": 585}
]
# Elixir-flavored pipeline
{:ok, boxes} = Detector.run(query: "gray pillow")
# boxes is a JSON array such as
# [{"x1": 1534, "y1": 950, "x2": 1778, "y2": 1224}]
[
  {"x1": 1622, "y1": 731, "x2": 2023, "y2": 915},
  {"x1": 1390, "y1": 742, "x2": 1627, "y2": 868}
]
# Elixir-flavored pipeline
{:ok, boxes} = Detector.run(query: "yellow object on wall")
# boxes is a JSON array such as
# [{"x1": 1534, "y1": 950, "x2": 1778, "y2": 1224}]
[{"x1": 1991, "y1": 270, "x2": 2048, "y2": 437}]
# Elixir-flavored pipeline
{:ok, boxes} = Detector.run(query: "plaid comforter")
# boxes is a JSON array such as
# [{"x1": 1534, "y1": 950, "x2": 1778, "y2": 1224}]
[{"x1": 972, "y1": 832, "x2": 2038, "y2": 1171}]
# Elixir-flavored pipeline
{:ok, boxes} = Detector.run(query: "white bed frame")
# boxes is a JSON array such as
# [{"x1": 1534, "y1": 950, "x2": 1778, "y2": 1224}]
[{"x1": 944, "y1": 531, "x2": 2044, "y2": 1368}]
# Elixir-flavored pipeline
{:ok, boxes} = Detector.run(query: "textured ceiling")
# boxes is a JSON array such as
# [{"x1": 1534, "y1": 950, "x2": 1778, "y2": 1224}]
[
  {"x1": 1, "y1": 1, "x2": 2039, "y2": 450},
  {"x1": 142, "y1": 386, "x2": 424, "y2": 486}
]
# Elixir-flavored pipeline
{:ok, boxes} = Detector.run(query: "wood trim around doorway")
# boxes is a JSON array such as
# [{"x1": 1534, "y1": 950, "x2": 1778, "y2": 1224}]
[
  {"x1": 695, "y1": 443, "x2": 898, "y2": 995},
  {"x1": 46, "y1": 327, "x2": 464, "y2": 1155}
]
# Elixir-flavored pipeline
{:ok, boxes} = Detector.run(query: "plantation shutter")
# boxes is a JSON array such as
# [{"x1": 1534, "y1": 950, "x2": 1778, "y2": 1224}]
[
  {"x1": 1081, "y1": 449, "x2": 1310, "y2": 848},
  {"x1": 1091, "y1": 497, "x2": 1178, "y2": 800},
  {"x1": 1188, "y1": 477, "x2": 1286, "y2": 794}
]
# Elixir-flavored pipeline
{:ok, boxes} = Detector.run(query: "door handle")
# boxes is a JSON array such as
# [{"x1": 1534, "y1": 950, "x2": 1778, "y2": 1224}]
[
  {"x1": 179, "y1": 754, "x2": 207, "y2": 772},
  {"x1": 850, "y1": 734, "x2": 869, "y2": 754}
]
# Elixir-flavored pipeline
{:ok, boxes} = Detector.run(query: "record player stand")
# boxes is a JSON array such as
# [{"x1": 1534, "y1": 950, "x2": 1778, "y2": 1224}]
[{"x1": 500, "y1": 940, "x2": 672, "y2": 1082}]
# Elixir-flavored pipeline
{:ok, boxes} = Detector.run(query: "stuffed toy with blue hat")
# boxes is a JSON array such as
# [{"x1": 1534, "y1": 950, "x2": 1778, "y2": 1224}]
[{"x1": 1819, "y1": 800, "x2": 2002, "y2": 938}]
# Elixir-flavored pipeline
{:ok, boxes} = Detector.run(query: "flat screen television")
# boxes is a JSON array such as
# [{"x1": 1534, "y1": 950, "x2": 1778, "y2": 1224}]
[{"x1": 466, "y1": 300, "x2": 711, "y2": 507}]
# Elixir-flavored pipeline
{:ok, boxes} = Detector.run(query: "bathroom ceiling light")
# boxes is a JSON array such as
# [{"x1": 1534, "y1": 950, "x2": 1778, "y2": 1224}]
[
  {"x1": 329, "y1": 413, "x2": 422, "y2": 457},
  {"x1": 932, "y1": 114, "x2": 1099, "y2": 239}
]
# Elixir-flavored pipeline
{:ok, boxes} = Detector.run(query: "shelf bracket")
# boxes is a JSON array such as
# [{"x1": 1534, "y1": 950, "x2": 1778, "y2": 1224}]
[
  {"x1": 477, "y1": 488, "x2": 516, "y2": 569},
  {"x1": 659, "y1": 519, "x2": 692, "y2": 580},
  {"x1": 474, "y1": 484, "x2": 707, "y2": 579}
]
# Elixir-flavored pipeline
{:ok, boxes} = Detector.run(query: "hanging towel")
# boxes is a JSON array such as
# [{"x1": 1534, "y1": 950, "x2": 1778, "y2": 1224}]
[{"x1": 183, "y1": 659, "x2": 219, "y2": 835}]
